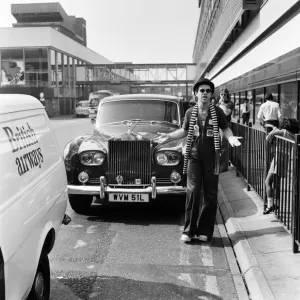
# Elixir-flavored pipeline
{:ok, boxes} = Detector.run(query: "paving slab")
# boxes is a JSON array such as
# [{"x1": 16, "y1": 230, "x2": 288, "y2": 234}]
[
  {"x1": 256, "y1": 252, "x2": 300, "y2": 300},
  {"x1": 228, "y1": 198, "x2": 259, "y2": 218}
]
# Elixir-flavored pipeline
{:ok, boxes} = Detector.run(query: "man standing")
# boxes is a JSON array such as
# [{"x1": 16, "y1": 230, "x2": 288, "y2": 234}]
[
  {"x1": 240, "y1": 98, "x2": 250, "y2": 124},
  {"x1": 39, "y1": 92, "x2": 46, "y2": 107},
  {"x1": 154, "y1": 78, "x2": 241, "y2": 243}
]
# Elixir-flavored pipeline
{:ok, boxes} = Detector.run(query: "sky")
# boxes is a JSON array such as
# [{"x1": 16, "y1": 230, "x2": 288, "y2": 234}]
[{"x1": 0, "y1": 0, "x2": 200, "y2": 64}]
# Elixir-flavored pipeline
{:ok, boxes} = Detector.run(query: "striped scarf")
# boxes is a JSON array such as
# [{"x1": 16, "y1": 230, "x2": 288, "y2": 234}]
[{"x1": 183, "y1": 103, "x2": 220, "y2": 175}]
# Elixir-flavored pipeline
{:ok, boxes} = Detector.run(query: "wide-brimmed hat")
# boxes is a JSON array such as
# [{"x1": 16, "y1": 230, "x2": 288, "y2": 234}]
[{"x1": 193, "y1": 78, "x2": 215, "y2": 95}]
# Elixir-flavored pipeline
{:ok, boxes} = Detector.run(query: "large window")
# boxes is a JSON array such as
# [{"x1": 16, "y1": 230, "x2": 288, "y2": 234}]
[
  {"x1": 50, "y1": 49, "x2": 57, "y2": 88},
  {"x1": 25, "y1": 48, "x2": 48, "y2": 87},
  {"x1": 255, "y1": 87, "x2": 264, "y2": 125},
  {"x1": 230, "y1": 93, "x2": 235, "y2": 117},
  {"x1": 234, "y1": 93, "x2": 240, "y2": 118},
  {"x1": 63, "y1": 54, "x2": 68, "y2": 87},
  {"x1": 246, "y1": 90, "x2": 253, "y2": 123},
  {"x1": 57, "y1": 52, "x2": 63, "y2": 96},
  {"x1": 280, "y1": 82, "x2": 297, "y2": 119},
  {"x1": 1, "y1": 49, "x2": 24, "y2": 86}
]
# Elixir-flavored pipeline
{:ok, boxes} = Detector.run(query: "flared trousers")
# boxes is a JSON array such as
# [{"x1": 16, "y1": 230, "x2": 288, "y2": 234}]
[{"x1": 183, "y1": 159, "x2": 219, "y2": 240}]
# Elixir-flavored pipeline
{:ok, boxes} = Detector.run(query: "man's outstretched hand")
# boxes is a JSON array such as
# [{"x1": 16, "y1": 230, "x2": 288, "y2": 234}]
[
  {"x1": 153, "y1": 132, "x2": 170, "y2": 144},
  {"x1": 228, "y1": 136, "x2": 242, "y2": 147}
]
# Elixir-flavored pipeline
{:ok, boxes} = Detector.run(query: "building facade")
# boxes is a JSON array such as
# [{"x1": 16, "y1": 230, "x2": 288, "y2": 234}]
[
  {"x1": 0, "y1": 3, "x2": 114, "y2": 117},
  {"x1": 193, "y1": 0, "x2": 300, "y2": 125}
]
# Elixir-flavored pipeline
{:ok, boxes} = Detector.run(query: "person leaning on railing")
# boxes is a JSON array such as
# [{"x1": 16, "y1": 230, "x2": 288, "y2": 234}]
[
  {"x1": 257, "y1": 92, "x2": 282, "y2": 134},
  {"x1": 263, "y1": 118, "x2": 299, "y2": 214}
]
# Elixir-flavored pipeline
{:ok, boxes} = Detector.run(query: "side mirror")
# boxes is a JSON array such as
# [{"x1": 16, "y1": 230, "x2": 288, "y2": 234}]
[{"x1": 91, "y1": 117, "x2": 96, "y2": 124}]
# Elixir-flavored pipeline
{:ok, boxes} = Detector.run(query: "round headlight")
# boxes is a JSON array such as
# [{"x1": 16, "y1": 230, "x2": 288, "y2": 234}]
[
  {"x1": 156, "y1": 153, "x2": 168, "y2": 165},
  {"x1": 78, "y1": 171, "x2": 89, "y2": 184},
  {"x1": 155, "y1": 151, "x2": 181, "y2": 166},
  {"x1": 170, "y1": 171, "x2": 181, "y2": 184},
  {"x1": 93, "y1": 152, "x2": 105, "y2": 164},
  {"x1": 168, "y1": 152, "x2": 180, "y2": 164},
  {"x1": 81, "y1": 152, "x2": 92, "y2": 164}
]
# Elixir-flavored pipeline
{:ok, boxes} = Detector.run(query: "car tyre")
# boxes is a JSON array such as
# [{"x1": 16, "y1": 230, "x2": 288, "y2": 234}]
[
  {"x1": 27, "y1": 254, "x2": 50, "y2": 300},
  {"x1": 69, "y1": 195, "x2": 93, "y2": 214}
]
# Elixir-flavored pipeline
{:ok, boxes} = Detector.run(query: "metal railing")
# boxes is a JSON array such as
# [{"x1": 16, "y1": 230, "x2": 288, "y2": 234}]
[{"x1": 229, "y1": 121, "x2": 300, "y2": 253}]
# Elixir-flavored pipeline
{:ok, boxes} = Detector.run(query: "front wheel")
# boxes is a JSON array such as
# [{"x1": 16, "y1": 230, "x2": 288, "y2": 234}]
[
  {"x1": 69, "y1": 195, "x2": 93, "y2": 214},
  {"x1": 27, "y1": 254, "x2": 50, "y2": 300}
]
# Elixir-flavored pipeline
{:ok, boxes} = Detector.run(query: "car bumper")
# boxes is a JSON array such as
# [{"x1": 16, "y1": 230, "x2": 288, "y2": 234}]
[
  {"x1": 75, "y1": 110, "x2": 89, "y2": 115},
  {"x1": 68, "y1": 185, "x2": 186, "y2": 197}
]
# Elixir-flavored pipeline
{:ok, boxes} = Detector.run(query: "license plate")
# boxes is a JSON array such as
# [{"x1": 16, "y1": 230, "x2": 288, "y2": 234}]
[{"x1": 108, "y1": 193, "x2": 149, "y2": 202}]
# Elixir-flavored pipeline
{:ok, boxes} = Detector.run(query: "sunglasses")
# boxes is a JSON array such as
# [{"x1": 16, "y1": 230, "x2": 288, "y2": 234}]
[
  {"x1": 198, "y1": 89, "x2": 212, "y2": 93},
  {"x1": 220, "y1": 93, "x2": 227, "y2": 96}
]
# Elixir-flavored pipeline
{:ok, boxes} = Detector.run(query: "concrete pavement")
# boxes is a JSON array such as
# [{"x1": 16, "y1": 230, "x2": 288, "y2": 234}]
[{"x1": 218, "y1": 166, "x2": 300, "y2": 300}]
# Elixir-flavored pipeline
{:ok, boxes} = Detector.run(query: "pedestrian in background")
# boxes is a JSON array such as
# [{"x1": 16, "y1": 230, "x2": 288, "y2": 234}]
[
  {"x1": 218, "y1": 87, "x2": 235, "y2": 172},
  {"x1": 264, "y1": 118, "x2": 299, "y2": 214},
  {"x1": 189, "y1": 100, "x2": 196, "y2": 108},
  {"x1": 210, "y1": 96, "x2": 217, "y2": 106},
  {"x1": 257, "y1": 92, "x2": 282, "y2": 134},
  {"x1": 218, "y1": 88, "x2": 234, "y2": 122},
  {"x1": 240, "y1": 98, "x2": 250, "y2": 124},
  {"x1": 154, "y1": 78, "x2": 242, "y2": 243}
]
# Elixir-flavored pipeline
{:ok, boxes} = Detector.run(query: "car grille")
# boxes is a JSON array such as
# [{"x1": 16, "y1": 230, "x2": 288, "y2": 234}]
[
  {"x1": 156, "y1": 178, "x2": 173, "y2": 186},
  {"x1": 108, "y1": 140, "x2": 151, "y2": 186},
  {"x1": 88, "y1": 178, "x2": 173, "y2": 186}
]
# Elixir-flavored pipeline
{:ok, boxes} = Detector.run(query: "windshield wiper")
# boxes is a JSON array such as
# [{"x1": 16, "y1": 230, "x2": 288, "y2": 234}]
[
  {"x1": 150, "y1": 120, "x2": 178, "y2": 126},
  {"x1": 100, "y1": 120, "x2": 146, "y2": 126},
  {"x1": 123, "y1": 119, "x2": 147, "y2": 123}
]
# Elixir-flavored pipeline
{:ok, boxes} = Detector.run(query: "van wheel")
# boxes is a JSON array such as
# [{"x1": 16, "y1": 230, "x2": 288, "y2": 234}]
[
  {"x1": 27, "y1": 254, "x2": 50, "y2": 300},
  {"x1": 69, "y1": 195, "x2": 93, "y2": 214}
]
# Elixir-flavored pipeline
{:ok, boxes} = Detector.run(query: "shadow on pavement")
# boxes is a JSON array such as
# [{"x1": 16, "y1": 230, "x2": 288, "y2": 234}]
[
  {"x1": 79, "y1": 197, "x2": 186, "y2": 226},
  {"x1": 52, "y1": 275, "x2": 222, "y2": 300},
  {"x1": 85, "y1": 204, "x2": 184, "y2": 226}
]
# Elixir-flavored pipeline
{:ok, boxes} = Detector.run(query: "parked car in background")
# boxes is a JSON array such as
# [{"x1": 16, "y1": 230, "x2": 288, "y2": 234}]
[
  {"x1": 88, "y1": 90, "x2": 117, "y2": 119},
  {"x1": 63, "y1": 94, "x2": 187, "y2": 214},
  {"x1": 0, "y1": 94, "x2": 70, "y2": 300},
  {"x1": 75, "y1": 100, "x2": 90, "y2": 117}
]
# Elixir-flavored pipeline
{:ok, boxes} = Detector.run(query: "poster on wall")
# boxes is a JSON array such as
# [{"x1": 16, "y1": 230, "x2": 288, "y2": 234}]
[{"x1": 1, "y1": 60, "x2": 25, "y2": 86}]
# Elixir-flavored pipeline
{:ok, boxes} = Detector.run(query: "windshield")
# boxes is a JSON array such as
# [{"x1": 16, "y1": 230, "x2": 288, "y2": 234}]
[
  {"x1": 89, "y1": 93, "x2": 111, "y2": 101},
  {"x1": 97, "y1": 100, "x2": 179, "y2": 125},
  {"x1": 77, "y1": 101, "x2": 89, "y2": 107},
  {"x1": 89, "y1": 93, "x2": 112, "y2": 107}
]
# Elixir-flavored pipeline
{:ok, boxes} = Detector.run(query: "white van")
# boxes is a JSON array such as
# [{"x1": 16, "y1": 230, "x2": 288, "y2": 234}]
[{"x1": 0, "y1": 94, "x2": 70, "y2": 300}]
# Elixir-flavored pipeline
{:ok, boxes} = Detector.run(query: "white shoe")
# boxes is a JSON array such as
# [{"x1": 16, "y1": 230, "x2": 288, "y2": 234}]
[
  {"x1": 199, "y1": 235, "x2": 208, "y2": 242},
  {"x1": 181, "y1": 233, "x2": 191, "y2": 242}
]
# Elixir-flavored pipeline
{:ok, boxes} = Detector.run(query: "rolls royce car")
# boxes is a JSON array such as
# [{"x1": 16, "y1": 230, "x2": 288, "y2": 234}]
[{"x1": 64, "y1": 94, "x2": 187, "y2": 213}]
